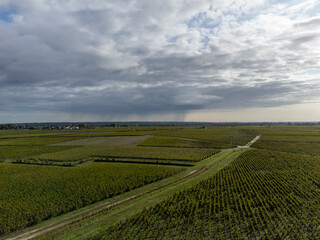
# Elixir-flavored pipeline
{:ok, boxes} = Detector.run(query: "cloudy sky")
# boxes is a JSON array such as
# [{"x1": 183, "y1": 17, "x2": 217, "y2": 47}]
[{"x1": 0, "y1": 0, "x2": 320, "y2": 123}]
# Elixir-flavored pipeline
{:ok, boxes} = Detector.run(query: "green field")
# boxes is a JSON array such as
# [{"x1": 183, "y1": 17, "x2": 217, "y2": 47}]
[
  {"x1": 0, "y1": 126, "x2": 225, "y2": 237},
  {"x1": 93, "y1": 149, "x2": 320, "y2": 239},
  {"x1": 31, "y1": 146, "x2": 220, "y2": 162},
  {"x1": 139, "y1": 136, "x2": 232, "y2": 148},
  {"x1": 0, "y1": 163, "x2": 182, "y2": 236},
  {"x1": 52, "y1": 136, "x2": 151, "y2": 146},
  {"x1": 257, "y1": 135, "x2": 320, "y2": 142},
  {"x1": 156, "y1": 127, "x2": 257, "y2": 146},
  {"x1": 252, "y1": 126, "x2": 320, "y2": 136},
  {"x1": 252, "y1": 126, "x2": 320, "y2": 155},
  {"x1": 0, "y1": 146, "x2": 72, "y2": 160},
  {"x1": 2, "y1": 125, "x2": 320, "y2": 240},
  {"x1": 252, "y1": 141, "x2": 320, "y2": 156}
]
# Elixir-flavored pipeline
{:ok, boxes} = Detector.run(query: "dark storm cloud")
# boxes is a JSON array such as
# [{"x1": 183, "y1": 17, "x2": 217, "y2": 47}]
[{"x1": 0, "y1": 0, "x2": 319, "y2": 122}]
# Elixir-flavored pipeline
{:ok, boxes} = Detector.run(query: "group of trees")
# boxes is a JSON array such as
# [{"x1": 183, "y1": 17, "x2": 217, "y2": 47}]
[{"x1": 0, "y1": 124, "x2": 19, "y2": 130}]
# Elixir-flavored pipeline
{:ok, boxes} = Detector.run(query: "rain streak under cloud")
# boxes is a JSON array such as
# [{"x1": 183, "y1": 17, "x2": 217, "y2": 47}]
[{"x1": 0, "y1": 0, "x2": 320, "y2": 122}]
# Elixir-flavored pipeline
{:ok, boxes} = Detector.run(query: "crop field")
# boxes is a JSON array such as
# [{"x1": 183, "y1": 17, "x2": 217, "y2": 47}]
[
  {"x1": 6, "y1": 125, "x2": 320, "y2": 240},
  {"x1": 252, "y1": 141, "x2": 320, "y2": 156},
  {"x1": 0, "y1": 146, "x2": 72, "y2": 160},
  {"x1": 257, "y1": 135, "x2": 320, "y2": 143},
  {"x1": 93, "y1": 149, "x2": 320, "y2": 239},
  {"x1": 0, "y1": 162, "x2": 182, "y2": 236},
  {"x1": 252, "y1": 126, "x2": 320, "y2": 155},
  {"x1": 138, "y1": 136, "x2": 232, "y2": 149},
  {"x1": 252, "y1": 126, "x2": 320, "y2": 136},
  {"x1": 156, "y1": 127, "x2": 257, "y2": 146},
  {"x1": 95, "y1": 158, "x2": 195, "y2": 167},
  {"x1": 0, "y1": 136, "x2": 82, "y2": 146},
  {"x1": 52, "y1": 135, "x2": 151, "y2": 146},
  {"x1": 31, "y1": 146, "x2": 220, "y2": 162}
]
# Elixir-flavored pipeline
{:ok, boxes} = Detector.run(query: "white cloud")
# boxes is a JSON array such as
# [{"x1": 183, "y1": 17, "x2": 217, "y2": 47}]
[{"x1": 0, "y1": 0, "x2": 319, "y2": 122}]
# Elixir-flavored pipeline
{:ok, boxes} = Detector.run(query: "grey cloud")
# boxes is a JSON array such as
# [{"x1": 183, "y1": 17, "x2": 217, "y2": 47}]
[
  {"x1": 290, "y1": 34, "x2": 319, "y2": 49},
  {"x1": 295, "y1": 17, "x2": 320, "y2": 28},
  {"x1": 0, "y1": 0, "x2": 320, "y2": 122}
]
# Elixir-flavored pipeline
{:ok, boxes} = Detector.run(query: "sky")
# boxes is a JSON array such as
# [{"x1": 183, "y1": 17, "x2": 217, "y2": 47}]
[{"x1": 0, "y1": 0, "x2": 320, "y2": 123}]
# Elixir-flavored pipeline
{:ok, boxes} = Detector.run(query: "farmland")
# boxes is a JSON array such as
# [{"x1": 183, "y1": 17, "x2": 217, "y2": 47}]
[
  {"x1": 52, "y1": 136, "x2": 151, "y2": 146},
  {"x1": 252, "y1": 126, "x2": 320, "y2": 155},
  {"x1": 0, "y1": 146, "x2": 72, "y2": 160},
  {"x1": 155, "y1": 127, "x2": 257, "y2": 146},
  {"x1": 252, "y1": 141, "x2": 320, "y2": 156},
  {"x1": 0, "y1": 163, "x2": 182, "y2": 235},
  {"x1": 2, "y1": 125, "x2": 320, "y2": 240},
  {"x1": 93, "y1": 149, "x2": 320, "y2": 239},
  {"x1": 0, "y1": 126, "x2": 230, "y2": 238},
  {"x1": 138, "y1": 136, "x2": 232, "y2": 149},
  {"x1": 32, "y1": 146, "x2": 220, "y2": 162}
]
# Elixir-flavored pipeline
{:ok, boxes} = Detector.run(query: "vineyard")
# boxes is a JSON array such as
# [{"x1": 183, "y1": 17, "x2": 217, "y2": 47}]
[
  {"x1": 92, "y1": 149, "x2": 320, "y2": 239},
  {"x1": 52, "y1": 136, "x2": 151, "y2": 146},
  {"x1": 0, "y1": 127, "x2": 256, "y2": 165},
  {"x1": 31, "y1": 146, "x2": 220, "y2": 162},
  {"x1": 95, "y1": 158, "x2": 195, "y2": 167},
  {"x1": 252, "y1": 126, "x2": 320, "y2": 156},
  {"x1": 257, "y1": 135, "x2": 320, "y2": 143},
  {"x1": 252, "y1": 126, "x2": 320, "y2": 136},
  {"x1": 156, "y1": 127, "x2": 257, "y2": 146},
  {"x1": 138, "y1": 136, "x2": 232, "y2": 149},
  {"x1": 0, "y1": 145, "x2": 72, "y2": 160},
  {"x1": 0, "y1": 136, "x2": 82, "y2": 145},
  {"x1": 252, "y1": 141, "x2": 320, "y2": 156},
  {"x1": 4, "y1": 125, "x2": 320, "y2": 240},
  {"x1": 0, "y1": 163, "x2": 182, "y2": 236}
]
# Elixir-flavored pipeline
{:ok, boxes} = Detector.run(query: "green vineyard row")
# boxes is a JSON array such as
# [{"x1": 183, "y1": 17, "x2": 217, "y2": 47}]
[
  {"x1": 0, "y1": 163, "x2": 182, "y2": 236},
  {"x1": 92, "y1": 149, "x2": 320, "y2": 239}
]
